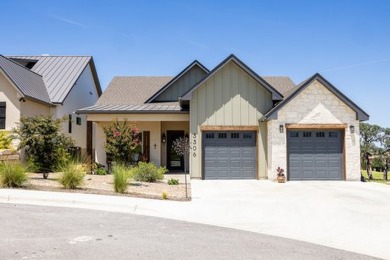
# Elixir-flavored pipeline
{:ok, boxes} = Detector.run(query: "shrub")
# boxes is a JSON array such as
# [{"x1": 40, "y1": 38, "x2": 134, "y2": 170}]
[
  {"x1": 104, "y1": 119, "x2": 141, "y2": 164},
  {"x1": 162, "y1": 191, "x2": 168, "y2": 200},
  {"x1": 0, "y1": 163, "x2": 28, "y2": 188},
  {"x1": 167, "y1": 178, "x2": 179, "y2": 185},
  {"x1": 96, "y1": 167, "x2": 106, "y2": 175},
  {"x1": 0, "y1": 131, "x2": 12, "y2": 149},
  {"x1": 14, "y1": 115, "x2": 74, "y2": 178},
  {"x1": 132, "y1": 162, "x2": 167, "y2": 182},
  {"x1": 113, "y1": 164, "x2": 131, "y2": 193},
  {"x1": 58, "y1": 163, "x2": 85, "y2": 189}
]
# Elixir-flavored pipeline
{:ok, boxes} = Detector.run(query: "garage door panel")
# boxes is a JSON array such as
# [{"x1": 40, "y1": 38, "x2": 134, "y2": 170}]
[
  {"x1": 204, "y1": 131, "x2": 256, "y2": 180},
  {"x1": 288, "y1": 130, "x2": 343, "y2": 181}
]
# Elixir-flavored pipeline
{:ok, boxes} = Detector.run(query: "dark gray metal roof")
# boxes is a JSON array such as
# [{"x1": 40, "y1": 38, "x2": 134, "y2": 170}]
[
  {"x1": 0, "y1": 55, "x2": 52, "y2": 105},
  {"x1": 7, "y1": 55, "x2": 100, "y2": 104},
  {"x1": 77, "y1": 102, "x2": 185, "y2": 114},
  {"x1": 264, "y1": 73, "x2": 369, "y2": 121},
  {"x1": 96, "y1": 76, "x2": 173, "y2": 106}
]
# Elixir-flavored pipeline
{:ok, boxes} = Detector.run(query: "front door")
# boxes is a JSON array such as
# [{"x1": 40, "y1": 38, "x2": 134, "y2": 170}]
[{"x1": 167, "y1": 130, "x2": 185, "y2": 172}]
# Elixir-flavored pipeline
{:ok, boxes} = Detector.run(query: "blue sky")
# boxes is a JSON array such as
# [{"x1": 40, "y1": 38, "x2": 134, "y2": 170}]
[{"x1": 2, "y1": 0, "x2": 389, "y2": 127}]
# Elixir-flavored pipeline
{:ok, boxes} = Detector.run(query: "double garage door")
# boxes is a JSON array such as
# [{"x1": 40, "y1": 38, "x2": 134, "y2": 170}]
[
  {"x1": 203, "y1": 131, "x2": 256, "y2": 179},
  {"x1": 288, "y1": 130, "x2": 344, "y2": 180}
]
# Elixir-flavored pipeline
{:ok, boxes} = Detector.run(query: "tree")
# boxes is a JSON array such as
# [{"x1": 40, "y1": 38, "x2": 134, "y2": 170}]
[
  {"x1": 378, "y1": 128, "x2": 390, "y2": 181},
  {"x1": 172, "y1": 136, "x2": 190, "y2": 198},
  {"x1": 360, "y1": 123, "x2": 382, "y2": 180},
  {"x1": 104, "y1": 119, "x2": 141, "y2": 165},
  {"x1": 14, "y1": 115, "x2": 74, "y2": 179}
]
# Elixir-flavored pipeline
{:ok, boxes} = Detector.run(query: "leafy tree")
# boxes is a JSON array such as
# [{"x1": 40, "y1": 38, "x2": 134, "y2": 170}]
[
  {"x1": 172, "y1": 136, "x2": 190, "y2": 198},
  {"x1": 104, "y1": 119, "x2": 141, "y2": 164},
  {"x1": 360, "y1": 123, "x2": 382, "y2": 180},
  {"x1": 14, "y1": 115, "x2": 74, "y2": 178}
]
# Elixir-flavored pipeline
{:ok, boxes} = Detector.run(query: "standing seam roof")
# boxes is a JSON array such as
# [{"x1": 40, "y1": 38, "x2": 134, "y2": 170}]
[
  {"x1": 0, "y1": 55, "x2": 52, "y2": 104},
  {"x1": 8, "y1": 56, "x2": 91, "y2": 103}
]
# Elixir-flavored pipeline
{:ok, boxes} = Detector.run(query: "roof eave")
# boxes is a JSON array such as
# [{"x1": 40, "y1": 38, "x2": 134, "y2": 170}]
[{"x1": 76, "y1": 109, "x2": 189, "y2": 115}]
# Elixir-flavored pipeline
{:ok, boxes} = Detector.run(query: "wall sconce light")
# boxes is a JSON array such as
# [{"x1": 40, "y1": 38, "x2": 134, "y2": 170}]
[
  {"x1": 153, "y1": 143, "x2": 157, "y2": 149},
  {"x1": 279, "y1": 125, "x2": 284, "y2": 133},
  {"x1": 161, "y1": 133, "x2": 166, "y2": 144},
  {"x1": 350, "y1": 125, "x2": 355, "y2": 134}
]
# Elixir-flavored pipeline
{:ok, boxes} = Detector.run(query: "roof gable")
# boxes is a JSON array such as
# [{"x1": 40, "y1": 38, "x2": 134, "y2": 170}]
[
  {"x1": 8, "y1": 56, "x2": 102, "y2": 104},
  {"x1": 0, "y1": 55, "x2": 52, "y2": 105},
  {"x1": 181, "y1": 54, "x2": 284, "y2": 101},
  {"x1": 264, "y1": 73, "x2": 369, "y2": 121},
  {"x1": 145, "y1": 60, "x2": 209, "y2": 103}
]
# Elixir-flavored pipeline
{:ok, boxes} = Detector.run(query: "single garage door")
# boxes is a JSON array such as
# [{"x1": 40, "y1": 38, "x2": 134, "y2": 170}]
[
  {"x1": 288, "y1": 130, "x2": 343, "y2": 180},
  {"x1": 203, "y1": 131, "x2": 256, "y2": 179}
]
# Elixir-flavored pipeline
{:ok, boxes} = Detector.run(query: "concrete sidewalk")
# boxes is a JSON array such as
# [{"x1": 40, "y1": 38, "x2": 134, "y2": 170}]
[{"x1": 1, "y1": 181, "x2": 389, "y2": 259}]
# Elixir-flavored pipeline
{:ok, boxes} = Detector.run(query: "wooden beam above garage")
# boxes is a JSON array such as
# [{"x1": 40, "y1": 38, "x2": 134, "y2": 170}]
[
  {"x1": 200, "y1": 125, "x2": 259, "y2": 131},
  {"x1": 285, "y1": 123, "x2": 347, "y2": 129}
]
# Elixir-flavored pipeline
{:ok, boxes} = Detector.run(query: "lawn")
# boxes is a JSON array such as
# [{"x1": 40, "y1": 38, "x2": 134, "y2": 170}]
[{"x1": 361, "y1": 170, "x2": 390, "y2": 184}]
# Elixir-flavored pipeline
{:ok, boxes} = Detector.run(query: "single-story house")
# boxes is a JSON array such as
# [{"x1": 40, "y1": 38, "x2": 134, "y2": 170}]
[
  {"x1": 0, "y1": 55, "x2": 102, "y2": 155},
  {"x1": 78, "y1": 54, "x2": 369, "y2": 181}
]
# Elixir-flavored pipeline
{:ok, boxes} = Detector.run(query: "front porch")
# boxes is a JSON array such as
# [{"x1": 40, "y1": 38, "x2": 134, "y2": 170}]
[{"x1": 87, "y1": 113, "x2": 190, "y2": 173}]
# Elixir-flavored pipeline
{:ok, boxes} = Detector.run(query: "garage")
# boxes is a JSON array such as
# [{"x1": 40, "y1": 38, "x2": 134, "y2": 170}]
[
  {"x1": 287, "y1": 130, "x2": 344, "y2": 180},
  {"x1": 203, "y1": 131, "x2": 256, "y2": 179}
]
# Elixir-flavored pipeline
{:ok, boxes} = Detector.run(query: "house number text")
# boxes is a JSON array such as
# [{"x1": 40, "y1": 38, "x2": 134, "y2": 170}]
[{"x1": 192, "y1": 134, "x2": 197, "y2": 157}]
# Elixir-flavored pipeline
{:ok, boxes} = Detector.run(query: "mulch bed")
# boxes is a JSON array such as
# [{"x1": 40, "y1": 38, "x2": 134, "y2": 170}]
[{"x1": 23, "y1": 172, "x2": 191, "y2": 201}]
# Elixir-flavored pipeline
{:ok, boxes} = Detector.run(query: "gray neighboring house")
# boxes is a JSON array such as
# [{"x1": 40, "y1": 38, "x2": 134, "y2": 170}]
[
  {"x1": 78, "y1": 54, "x2": 369, "y2": 181},
  {"x1": 0, "y1": 55, "x2": 102, "y2": 155}
]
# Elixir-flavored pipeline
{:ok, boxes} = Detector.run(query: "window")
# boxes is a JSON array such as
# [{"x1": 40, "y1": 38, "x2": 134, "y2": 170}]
[
  {"x1": 231, "y1": 133, "x2": 239, "y2": 139},
  {"x1": 243, "y1": 133, "x2": 252, "y2": 139},
  {"x1": 303, "y1": 132, "x2": 312, "y2": 138},
  {"x1": 289, "y1": 132, "x2": 299, "y2": 138},
  {"x1": 316, "y1": 132, "x2": 325, "y2": 138},
  {"x1": 329, "y1": 132, "x2": 338, "y2": 138},
  {"x1": 76, "y1": 117, "x2": 82, "y2": 125},
  {"x1": 206, "y1": 133, "x2": 214, "y2": 139},
  {"x1": 218, "y1": 133, "x2": 227, "y2": 139},
  {"x1": 68, "y1": 114, "x2": 72, "y2": 133},
  {"x1": 0, "y1": 102, "x2": 5, "y2": 129}
]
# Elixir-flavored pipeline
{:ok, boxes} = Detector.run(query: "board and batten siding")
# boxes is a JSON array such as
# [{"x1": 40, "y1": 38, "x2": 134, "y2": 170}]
[
  {"x1": 154, "y1": 66, "x2": 207, "y2": 102},
  {"x1": 189, "y1": 61, "x2": 273, "y2": 179}
]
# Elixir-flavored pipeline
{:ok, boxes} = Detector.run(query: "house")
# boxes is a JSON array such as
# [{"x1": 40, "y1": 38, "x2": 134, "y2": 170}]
[
  {"x1": 0, "y1": 55, "x2": 102, "y2": 155},
  {"x1": 78, "y1": 54, "x2": 369, "y2": 181}
]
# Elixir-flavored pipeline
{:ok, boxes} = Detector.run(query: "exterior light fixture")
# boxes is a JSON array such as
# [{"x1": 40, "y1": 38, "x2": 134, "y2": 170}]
[
  {"x1": 350, "y1": 125, "x2": 355, "y2": 133},
  {"x1": 279, "y1": 125, "x2": 284, "y2": 133},
  {"x1": 154, "y1": 143, "x2": 157, "y2": 149},
  {"x1": 185, "y1": 133, "x2": 189, "y2": 139},
  {"x1": 161, "y1": 133, "x2": 166, "y2": 144}
]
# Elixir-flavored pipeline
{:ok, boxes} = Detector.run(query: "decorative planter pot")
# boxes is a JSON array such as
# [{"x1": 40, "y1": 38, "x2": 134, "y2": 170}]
[{"x1": 277, "y1": 176, "x2": 285, "y2": 183}]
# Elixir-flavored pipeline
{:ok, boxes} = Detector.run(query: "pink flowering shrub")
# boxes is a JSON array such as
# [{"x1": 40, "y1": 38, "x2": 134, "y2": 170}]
[{"x1": 104, "y1": 119, "x2": 141, "y2": 164}]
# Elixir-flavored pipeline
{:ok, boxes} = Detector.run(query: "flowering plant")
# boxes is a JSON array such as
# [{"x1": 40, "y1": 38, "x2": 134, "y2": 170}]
[{"x1": 276, "y1": 167, "x2": 285, "y2": 177}]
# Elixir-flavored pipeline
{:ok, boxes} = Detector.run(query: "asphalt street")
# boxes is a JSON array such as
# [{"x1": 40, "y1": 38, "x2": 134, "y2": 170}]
[{"x1": 0, "y1": 203, "x2": 377, "y2": 260}]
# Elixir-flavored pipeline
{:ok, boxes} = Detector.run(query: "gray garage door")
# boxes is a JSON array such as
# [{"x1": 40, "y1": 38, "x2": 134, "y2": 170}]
[
  {"x1": 203, "y1": 131, "x2": 256, "y2": 180},
  {"x1": 288, "y1": 130, "x2": 343, "y2": 180}
]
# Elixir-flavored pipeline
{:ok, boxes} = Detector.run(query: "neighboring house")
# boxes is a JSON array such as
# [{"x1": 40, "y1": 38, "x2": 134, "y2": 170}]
[
  {"x1": 78, "y1": 54, "x2": 369, "y2": 181},
  {"x1": 0, "y1": 55, "x2": 102, "y2": 155}
]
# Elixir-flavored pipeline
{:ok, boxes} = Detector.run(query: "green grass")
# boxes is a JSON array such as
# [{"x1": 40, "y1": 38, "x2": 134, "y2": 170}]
[
  {"x1": 361, "y1": 170, "x2": 389, "y2": 184},
  {"x1": 0, "y1": 163, "x2": 28, "y2": 188},
  {"x1": 113, "y1": 164, "x2": 132, "y2": 193},
  {"x1": 58, "y1": 163, "x2": 85, "y2": 189}
]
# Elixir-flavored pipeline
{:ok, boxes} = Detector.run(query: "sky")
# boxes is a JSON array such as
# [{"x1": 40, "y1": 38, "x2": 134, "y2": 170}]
[{"x1": 1, "y1": 0, "x2": 390, "y2": 127}]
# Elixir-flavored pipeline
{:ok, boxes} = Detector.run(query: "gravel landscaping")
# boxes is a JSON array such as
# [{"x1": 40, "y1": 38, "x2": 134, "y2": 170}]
[{"x1": 25, "y1": 172, "x2": 191, "y2": 201}]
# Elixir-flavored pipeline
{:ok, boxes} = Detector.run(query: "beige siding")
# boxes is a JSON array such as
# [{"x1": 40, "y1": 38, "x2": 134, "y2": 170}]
[
  {"x1": 155, "y1": 66, "x2": 207, "y2": 102},
  {"x1": 189, "y1": 60, "x2": 273, "y2": 179},
  {"x1": 0, "y1": 72, "x2": 21, "y2": 130},
  {"x1": 267, "y1": 79, "x2": 360, "y2": 181},
  {"x1": 20, "y1": 100, "x2": 51, "y2": 117}
]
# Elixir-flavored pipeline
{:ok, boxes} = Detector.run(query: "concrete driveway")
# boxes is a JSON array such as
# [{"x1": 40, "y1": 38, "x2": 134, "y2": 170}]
[{"x1": 1, "y1": 181, "x2": 389, "y2": 259}]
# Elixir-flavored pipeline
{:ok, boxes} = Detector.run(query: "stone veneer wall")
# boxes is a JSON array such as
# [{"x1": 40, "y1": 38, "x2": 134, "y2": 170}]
[{"x1": 267, "y1": 79, "x2": 361, "y2": 181}]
